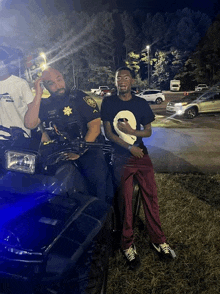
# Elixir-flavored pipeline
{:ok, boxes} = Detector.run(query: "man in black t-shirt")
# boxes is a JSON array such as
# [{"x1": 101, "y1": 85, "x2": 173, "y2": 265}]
[
  {"x1": 101, "y1": 67, "x2": 176, "y2": 270},
  {"x1": 24, "y1": 67, "x2": 113, "y2": 202}
]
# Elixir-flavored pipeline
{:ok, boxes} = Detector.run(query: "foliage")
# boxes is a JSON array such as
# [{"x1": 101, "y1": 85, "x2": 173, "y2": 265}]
[
  {"x1": 121, "y1": 12, "x2": 143, "y2": 54},
  {"x1": 84, "y1": 11, "x2": 116, "y2": 88},
  {"x1": 124, "y1": 8, "x2": 211, "y2": 89},
  {"x1": 179, "y1": 14, "x2": 220, "y2": 88},
  {"x1": 1, "y1": 4, "x2": 214, "y2": 90},
  {"x1": 88, "y1": 65, "x2": 115, "y2": 88}
]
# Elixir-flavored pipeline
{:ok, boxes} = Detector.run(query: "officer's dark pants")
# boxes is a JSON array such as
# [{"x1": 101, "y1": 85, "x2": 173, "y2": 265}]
[{"x1": 76, "y1": 148, "x2": 113, "y2": 203}]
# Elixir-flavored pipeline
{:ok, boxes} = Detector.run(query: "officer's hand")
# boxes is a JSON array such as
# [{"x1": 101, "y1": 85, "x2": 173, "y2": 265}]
[
  {"x1": 34, "y1": 78, "x2": 44, "y2": 97},
  {"x1": 63, "y1": 152, "x2": 80, "y2": 161},
  {"x1": 129, "y1": 146, "x2": 144, "y2": 158},
  {"x1": 117, "y1": 119, "x2": 134, "y2": 135},
  {"x1": 41, "y1": 132, "x2": 51, "y2": 143}
]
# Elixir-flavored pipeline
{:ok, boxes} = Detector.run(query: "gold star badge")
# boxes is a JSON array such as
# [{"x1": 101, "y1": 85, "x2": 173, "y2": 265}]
[{"x1": 63, "y1": 106, "x2": 72, "y2": 116}]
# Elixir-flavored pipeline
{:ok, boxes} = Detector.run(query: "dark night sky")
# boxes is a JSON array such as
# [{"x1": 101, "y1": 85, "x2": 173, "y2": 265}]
[
  {"x1": 7, "y1": 0, "x2": 219, "y2": 19},
  {"x1": 46, "y1": 0, "x2": 220, "y2": 19},
  {"x1": 0, "y1": 0, "x2": 219, "y2": 48}
]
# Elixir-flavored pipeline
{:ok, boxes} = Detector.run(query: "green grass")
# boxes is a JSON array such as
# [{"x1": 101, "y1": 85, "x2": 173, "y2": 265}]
[{"x1": 107, "y1": 173, "x2": 220, "y2": 294}]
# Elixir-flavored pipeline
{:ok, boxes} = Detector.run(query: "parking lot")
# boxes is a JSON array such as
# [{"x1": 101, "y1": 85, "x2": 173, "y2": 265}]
[
  {"x1": 151, "y1": 91, "x2": 220, "y2": 130},
  {"x1": 93, "y1": 91, "x2": 220, "y2": 130}
]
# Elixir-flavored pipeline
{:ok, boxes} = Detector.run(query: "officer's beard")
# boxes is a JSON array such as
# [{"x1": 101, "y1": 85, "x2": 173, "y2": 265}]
[
  {"x1": 55, "y1": 88, "x2": 66, "y2": 95},
  {"x1": 51, "y1": 88, "x2": 67, "y2": 98}
]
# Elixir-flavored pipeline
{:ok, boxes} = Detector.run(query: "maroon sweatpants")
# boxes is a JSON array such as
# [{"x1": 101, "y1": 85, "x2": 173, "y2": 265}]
[{"x1": 114, "y1": 154, "x2": 166, "y2": 250}]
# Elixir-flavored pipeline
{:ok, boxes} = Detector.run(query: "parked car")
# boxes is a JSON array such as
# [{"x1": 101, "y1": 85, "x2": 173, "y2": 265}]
[
  {"x1": 91, "y1": 86, "x2": 109, "y2": 95},
  {"x1": 136, "y1": 89, "x2": 165, "y2": 104},
  {"x1": 0, "y1": 125, "x2": 113, "y2": 294},
  {"x1": 101, "y1": 88, "x2": 116, "y2": 97},
  {"x1": 195, "y1": 84, "x2": 208, "y2": 91},
  {"x1": 170, "y1": 80, "x2": 181, "y2": 91},
  {"x1": 166, "y1": 91, "x2": 220, "y2": 119}
]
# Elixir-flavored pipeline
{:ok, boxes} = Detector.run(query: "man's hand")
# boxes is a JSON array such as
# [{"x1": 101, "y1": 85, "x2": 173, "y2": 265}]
[
  {"x1": 117, "y1": 119, "x2": 134, "y2": 135},
  {"x1": 34, "y1": 77, "x2": 44, "y2": 97},
  {"x1": 41, "y1": 132, "x2": 51, "y2": 143},
  {"x1": 129, "y1": 146, "x2": 144, "y2": 158},
  {"x1": 63, "y1": 152, "x2": 80, "y2": 161}
]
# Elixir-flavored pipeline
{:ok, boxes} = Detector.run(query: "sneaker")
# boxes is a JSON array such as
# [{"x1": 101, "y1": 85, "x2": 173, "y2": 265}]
[
  {"x1": 123, "y1": 244, "x2": 141, "y2": 270},
  {"x1": 151, "y1": 242, "x2": 176, "y2": 259}
]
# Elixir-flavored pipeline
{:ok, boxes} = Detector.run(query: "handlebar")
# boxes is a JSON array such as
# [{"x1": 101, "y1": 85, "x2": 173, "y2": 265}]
[
  {"x1": 0, "y1": 125, "x2": 113, "y2": 166},
  {"x1": 42, "y1": 139, "x2": 113, "y2": 166}
]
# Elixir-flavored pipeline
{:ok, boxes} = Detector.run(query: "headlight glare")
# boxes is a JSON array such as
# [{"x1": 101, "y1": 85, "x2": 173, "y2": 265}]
[
  {"x1": 175, "y1": 102, "x2": 188, "y2": 106},
  {"x1": 5, "y1": 151, "x2": 36, "y2": 174},
  {"x1": 177, "y1": 110, "x2": 184, "y2": 115}
]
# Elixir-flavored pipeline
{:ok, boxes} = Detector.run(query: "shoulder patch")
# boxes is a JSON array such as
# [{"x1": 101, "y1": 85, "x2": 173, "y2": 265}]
[{"x1": 83, "y1": 96, "x2": 97, "y2": 108}]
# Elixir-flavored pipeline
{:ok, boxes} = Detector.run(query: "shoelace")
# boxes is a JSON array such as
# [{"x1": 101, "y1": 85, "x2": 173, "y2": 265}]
[
  {"x1": 124, "y1": 246, "x2": 136, "y2": 261},
  {"x1": 160, "y1": 243, "x2": 170, "y2": 254}
]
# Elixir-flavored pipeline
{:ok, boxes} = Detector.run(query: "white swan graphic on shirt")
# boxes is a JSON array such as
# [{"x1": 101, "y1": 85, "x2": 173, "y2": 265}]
[{"x1": 113, "y1": 110, "x2": 137, "y2": 145}]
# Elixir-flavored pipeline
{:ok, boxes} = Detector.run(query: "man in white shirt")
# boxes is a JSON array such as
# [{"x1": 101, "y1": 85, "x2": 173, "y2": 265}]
[{"x1": 0, "y1": 46, "x2": 34, "y2": 139}]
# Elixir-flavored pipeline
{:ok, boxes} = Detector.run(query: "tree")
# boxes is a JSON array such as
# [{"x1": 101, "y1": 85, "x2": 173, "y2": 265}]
[
  {"x1": 178, "y1": 13, "x2": 220, "y2": 88},
  {"x1": 151, "y1": 50, "x2": 170, "y2": 89},
  {"x1": 121, "y1": 11, "x2": 143, "y2": 55},
  {"x1": 1, "y1": 4, "x2": 214, "y2": 90},
  {"x1": 83, "y1": 11, "x2": 117, "y2": 88}
]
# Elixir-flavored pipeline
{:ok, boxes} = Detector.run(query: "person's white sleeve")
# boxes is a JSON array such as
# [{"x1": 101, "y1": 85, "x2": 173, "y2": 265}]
[{"x1": 21, "y1": 80, "x2": 34, "y2": 105}]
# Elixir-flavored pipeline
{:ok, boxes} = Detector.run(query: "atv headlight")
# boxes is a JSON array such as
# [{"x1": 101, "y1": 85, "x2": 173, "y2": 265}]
[
  {"x1": 0, "y1": 228, "x2": 20, "y2": 247},
  {"x1": 5, "y1": 151, "x2": 36, "y2": 174}
]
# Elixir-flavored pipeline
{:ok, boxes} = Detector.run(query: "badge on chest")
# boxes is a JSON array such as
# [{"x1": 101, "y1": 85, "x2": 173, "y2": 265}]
[{"x1": 63, "y1": 106, "x2": 72, "y2": 116}]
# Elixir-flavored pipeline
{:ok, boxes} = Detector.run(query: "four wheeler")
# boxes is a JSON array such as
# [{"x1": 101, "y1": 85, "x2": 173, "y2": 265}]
[{"x1": 0, "y1": 125, "x2": 113, "y2": 294}]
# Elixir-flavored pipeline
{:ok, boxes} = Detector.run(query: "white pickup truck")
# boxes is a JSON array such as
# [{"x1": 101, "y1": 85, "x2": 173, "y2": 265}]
[
  {"x1": 91, "y1": 86, "x2": 109, "y2": 95},
  {"x1": 170, "y1": 80, "x2": 181, "y2": 91}
]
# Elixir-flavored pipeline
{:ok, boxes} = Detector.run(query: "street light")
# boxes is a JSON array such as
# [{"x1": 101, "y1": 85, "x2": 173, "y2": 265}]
[
  {"x1": 146, "y1": 45, "x2": 150, "y2": 88},
  {"x1": 39, "y1": 52, "x2": 47, "y2": 71},
  {"x1": 39, "y1": 52, "x2": 46, "y2": 63}
]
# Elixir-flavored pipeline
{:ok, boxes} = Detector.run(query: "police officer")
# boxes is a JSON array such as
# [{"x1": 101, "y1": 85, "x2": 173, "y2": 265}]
[{"x1": 24, "y1": 67, "x2": 113, "y2": 202}]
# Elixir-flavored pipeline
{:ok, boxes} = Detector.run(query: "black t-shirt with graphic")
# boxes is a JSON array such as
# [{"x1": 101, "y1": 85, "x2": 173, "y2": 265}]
[
  {"x1": 101, "y1": 94, "x2": 155, "y2": 154},
  {"x1": 36, "y1": 89, "x2": 100, "y2": 141}
]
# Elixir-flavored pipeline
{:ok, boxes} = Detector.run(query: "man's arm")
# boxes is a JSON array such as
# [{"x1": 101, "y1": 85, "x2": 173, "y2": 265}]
[
  {"x1": 103, "y1": 121, "x2": 131, "y2": 149},
  {"x1": 85, "y1": 118, "x2": 101, "y2": 142},
  {"x1": 117, "y1": 119, "x2": 152, "y2": 138},
  {"x1": 24, "y1": 78, "x2": 43, "y2": 129},
  {"x1": 103, "y1": 121, "x2": 151, "y2": 158},
  {"x1": 63, "y1": 118, "x2": 101, "y2": 161}
]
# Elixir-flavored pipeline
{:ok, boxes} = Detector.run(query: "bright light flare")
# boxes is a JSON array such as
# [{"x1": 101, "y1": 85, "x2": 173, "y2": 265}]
[
  {"x1": 177, "y1": 110, "x2": 184, "y2": 115},
  {"x1": 45, "y1": 18, "x2": 96, "y2": 67},
  {"x1": 40, "y1": 63, "x2": 48, "y2": 71},
  {"x1": 39, "y1": 52, "x2": 46, "y2": 62}
]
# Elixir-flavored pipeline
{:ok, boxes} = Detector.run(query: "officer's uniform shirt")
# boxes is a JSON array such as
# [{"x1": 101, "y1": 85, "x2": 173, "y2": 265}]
[{"x1": 37, "y1": 89, "x2": 100, "y2": 140}]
